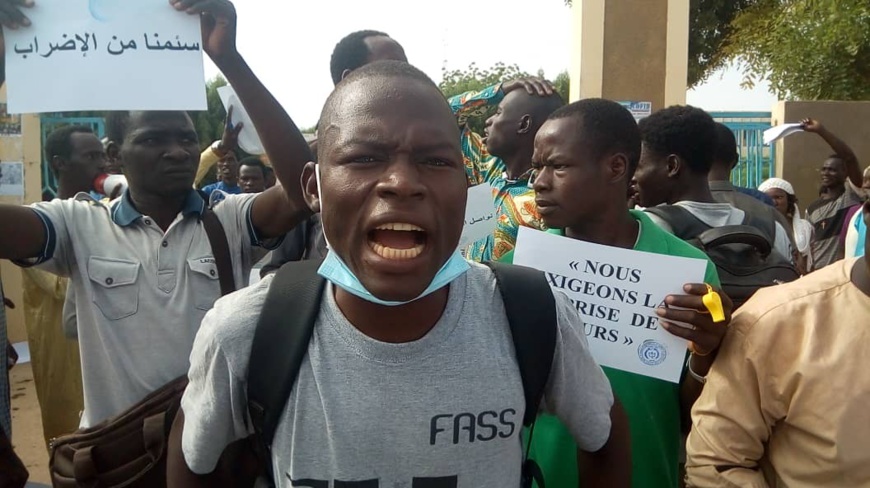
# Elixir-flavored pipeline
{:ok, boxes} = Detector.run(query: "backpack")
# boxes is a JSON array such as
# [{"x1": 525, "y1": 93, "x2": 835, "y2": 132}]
[
  {"x1": 646, "y1": 205, "x2": 800, "y2": 308},
  {"x1": 246, "y1": 259, "x2": 558, "y2": 488}
]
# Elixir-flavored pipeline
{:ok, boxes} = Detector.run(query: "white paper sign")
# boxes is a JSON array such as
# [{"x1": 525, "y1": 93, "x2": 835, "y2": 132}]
[
  {"x1": 513, "y1": 227, "x2": 708, "y2": 383},
  {"x1": 0, "y1": 162, "x2": 24, "y2": 197},
  {"x1": 4, "y1": 0, "x2": 206, "y2": 113},
  {"x1": 217, "y1": 85, "x2": 265, "y2": 155},
  {"x1": 458, "y1": 183, "x2": 496, "y2": 249},
  {"x1": 763, "y1": 123, "x2": 804, "y2": 145},
  {"x1": 618, "y1": 101, "x2": 652, "y2": 122}
]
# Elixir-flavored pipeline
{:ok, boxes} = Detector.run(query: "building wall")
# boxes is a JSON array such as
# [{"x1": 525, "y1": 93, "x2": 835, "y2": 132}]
[
  {"x1": 772, "y1": 101, "x2": 870, "y2": 208},
  {"x1": 0, "y1": 84, "x2": 42, "y2": 343},
  {"x1": 569, "y1": 0, "x2": 689, "y2": 109}
]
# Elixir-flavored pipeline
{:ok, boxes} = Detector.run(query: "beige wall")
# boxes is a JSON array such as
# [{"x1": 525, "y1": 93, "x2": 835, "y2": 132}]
[
  {"x1": 772, "y1": 101, "x2": 870, "y2": 208},
  {"x1": 0, "y1": 84, "x2": 42, "y2": 343},
  {"x1": 569, "y1": 0, "x2": 689, "y2": 108}
]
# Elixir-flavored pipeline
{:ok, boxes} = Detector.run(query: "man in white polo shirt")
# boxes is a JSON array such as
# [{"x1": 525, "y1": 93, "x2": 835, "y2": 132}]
[{"x1": 0, "y1": 0, "x2": 313, "y2": 427}]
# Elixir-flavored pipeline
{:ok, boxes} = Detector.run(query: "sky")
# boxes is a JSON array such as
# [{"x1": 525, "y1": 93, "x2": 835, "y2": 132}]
[{"x1": 203, "y1": 0, "x2": 778, "y2": 128}]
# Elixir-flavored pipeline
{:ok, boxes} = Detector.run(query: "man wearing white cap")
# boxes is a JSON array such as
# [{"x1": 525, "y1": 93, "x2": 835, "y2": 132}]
[{"x1": 759, "y1": 177, "x2": 815, "y2": 274}]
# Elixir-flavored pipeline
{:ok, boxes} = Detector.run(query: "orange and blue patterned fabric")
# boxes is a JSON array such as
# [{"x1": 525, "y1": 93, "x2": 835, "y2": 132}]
[{"x1": 448, "y1": 84, "x2": 545, "y2": 262}]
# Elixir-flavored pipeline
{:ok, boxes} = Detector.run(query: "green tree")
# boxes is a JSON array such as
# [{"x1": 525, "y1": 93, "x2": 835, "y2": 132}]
[
  {"x1": 439, "y1": 62, "x2": 570, "y2": 134},
  {"x1": 726, "y1": 0, "x2": 870, "y2": 100},
  {"x1": 192, "y1": 74, "x2": 229, "y2": 149}
]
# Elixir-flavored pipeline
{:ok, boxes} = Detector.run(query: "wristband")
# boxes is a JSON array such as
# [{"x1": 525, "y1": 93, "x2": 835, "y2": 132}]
[{"x1": 686, "y1": 355, "x2": 707, "y2": 384}]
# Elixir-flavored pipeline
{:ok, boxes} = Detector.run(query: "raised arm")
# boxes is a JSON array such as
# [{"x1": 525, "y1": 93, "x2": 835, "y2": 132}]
[
  {"x1": 802, "y1": 118, "x2": 863, "y2": 188},
  {"x1": 173, "y1": 0, "x2": 313, "y2": 238},
  {"x1": 195, "y1": 108, "x2": 242, "y2": 187}
]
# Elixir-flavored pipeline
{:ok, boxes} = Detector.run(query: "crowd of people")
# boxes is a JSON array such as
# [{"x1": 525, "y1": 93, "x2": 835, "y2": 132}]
[{"x1": 0, "y1": 0, "x2": 868, "y2": 487}]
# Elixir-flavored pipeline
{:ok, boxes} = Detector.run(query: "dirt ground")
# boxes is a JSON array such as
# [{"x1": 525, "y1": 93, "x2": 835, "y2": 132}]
[{"x1": 9, "y1": 362, "x2": 51, "y2": 486}]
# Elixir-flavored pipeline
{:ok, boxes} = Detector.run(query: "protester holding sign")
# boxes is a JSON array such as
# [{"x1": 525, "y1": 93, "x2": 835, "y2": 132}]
[
  {"x1": 503, "y1": 99, "x2": 731, "y2": 488},
  {"x1": 0, "y1": 0, "x2": 314, "y2": 428}
]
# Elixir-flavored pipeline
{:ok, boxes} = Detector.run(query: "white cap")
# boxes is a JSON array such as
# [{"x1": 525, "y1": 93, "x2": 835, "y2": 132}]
[{"x1": 758, "y1": 177, "x2": 795, "y2": 196}]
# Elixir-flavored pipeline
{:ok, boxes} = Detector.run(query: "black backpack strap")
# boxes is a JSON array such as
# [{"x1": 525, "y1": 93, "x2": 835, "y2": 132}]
[
  {"x1": 645, "y1": 205, "x2": 711, "y2": 241},
  {"x1": 485, "y1": 262, "x2": 557, "y2": 488},
  {"x1": 248, "y1": 259, "x2": 326, "y2": 486},
  {"x1": 200, "y1": 209, "x2": 236, "y2": 296},
  {"x1": 484, "y1": 261, "x2": 557, "y2": 426}
]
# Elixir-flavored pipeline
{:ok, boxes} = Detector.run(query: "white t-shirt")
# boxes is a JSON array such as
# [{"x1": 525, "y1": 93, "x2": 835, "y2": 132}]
[
  {"x1": 181, "y1": 263, "x2": 614, "y2": 487},
  {"x1": 646, "y1": 201, "x2": 794, "y2": 263}
]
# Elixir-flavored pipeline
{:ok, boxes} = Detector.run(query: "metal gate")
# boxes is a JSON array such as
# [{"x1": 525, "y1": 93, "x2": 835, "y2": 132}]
[
  {"x1": 710, "y1": 112, "x2": 774, "y2": 190},
  {"x1": 39, "y1": 115, "x2": 105, "y2": 200}
]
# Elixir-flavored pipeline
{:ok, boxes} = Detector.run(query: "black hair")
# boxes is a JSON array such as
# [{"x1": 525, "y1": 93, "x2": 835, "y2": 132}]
[
  {"x1": 44, "y1": 125, "x2": 95, "y2": 162},
  {"x1": 239, "y1": 157, "x2": 266, "y2": 175},
  {"x1": 329, "y1": 30, "x2": 390, "y2": 85},
  {"x1": 321, "y1": 60, "x2": 441, "y2": 127},
  {"x1": 547, "y1": 99, "x2": 640, "y2": 173},
  {"x1": 786, "y1": 193, "x2": 799, "y2": 219},
  {"x1": 638, "y1": 105, "x2": 718, "y2": 175},
  {"x1": 318, "y1": 61, "x2": 447, "y2": 163},
  {"x1": 713, "y1": 122, "x2": 739, "y2": 169},
  {"x1": 521, "y1": 93, "x2": 567, "y2": 131},
  {"x1": 105, "y1": 111, "x2": 131, "y2": 144}
]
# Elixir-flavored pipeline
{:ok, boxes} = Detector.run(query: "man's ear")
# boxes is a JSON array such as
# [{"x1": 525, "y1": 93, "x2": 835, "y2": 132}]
[
  {"x1": 301, "y1": 162, "x2": 320, "y2": 213},
  {"x1": 666, "y1": 154, "x2": 681, "y2": 178},
  {"x1": 517, "y1": 115, "x2": 533, "y2": 135},
  {"x1": 341, "y1": 69, "x2": 352, "y2": 82},
  {"x1": 106, "y1": 142, "x2": 121, "y2": 169},
  {"x1": 50, "y1": 155, "x2": 65, "y2": 176},
  {"x1": 607, "y1": 153, "x2": 629, "y2": 184}
]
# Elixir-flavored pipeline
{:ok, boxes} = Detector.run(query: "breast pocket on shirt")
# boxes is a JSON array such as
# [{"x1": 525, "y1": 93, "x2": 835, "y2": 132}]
[
  {"x1": 187, "y1": 257, "x2": 221, "y2": 311},
  {"x1": 87, "y1": 257, "x2": 140, "y2": 320}
]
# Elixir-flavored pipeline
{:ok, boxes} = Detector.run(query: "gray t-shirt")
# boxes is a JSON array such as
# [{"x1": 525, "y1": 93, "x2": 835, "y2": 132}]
[
  {"x1": 646, "y1": 200, "x2": 794, "y2": 263},
  {"x1": 181, "y1": 263, "x2": 614, "y2": 487},
  {"x1": 806, "y1": 182, "x2": 865, "y2": 271}
]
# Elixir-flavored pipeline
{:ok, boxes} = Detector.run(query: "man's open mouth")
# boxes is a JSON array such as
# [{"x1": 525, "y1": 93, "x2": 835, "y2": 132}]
[{"x1": 368, "y1": 223, "x2": 427, "y2": 260}]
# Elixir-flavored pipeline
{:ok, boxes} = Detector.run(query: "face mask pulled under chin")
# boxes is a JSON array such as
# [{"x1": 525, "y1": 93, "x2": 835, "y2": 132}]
[{"x1": 313, "y1": 163, "x2": 470, "y2": 307}]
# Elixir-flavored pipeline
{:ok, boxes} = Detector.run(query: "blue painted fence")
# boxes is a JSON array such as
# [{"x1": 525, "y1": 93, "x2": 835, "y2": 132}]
[{"x1": 710, "y1": 111, "x2": 774, "y2": 190}]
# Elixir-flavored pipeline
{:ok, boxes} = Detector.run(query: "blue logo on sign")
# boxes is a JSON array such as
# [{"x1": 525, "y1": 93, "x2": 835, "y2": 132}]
[{"x1": 638, "y1": 340, "x2": 667, "y2": 366}]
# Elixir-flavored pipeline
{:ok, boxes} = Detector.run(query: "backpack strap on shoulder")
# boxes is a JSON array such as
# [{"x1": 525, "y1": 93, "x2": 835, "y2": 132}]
[
  {"x1": 248, "y1": 259, "x2": 325, "y2": 486},
  {"x1": 484, "y1": 261, "x2": 557, "y2": 427},
  {"x1": 645, "y1": 205, "x2": 711, "y2": 241},
  {"x1": 200, "y1": 208, "x2": 236, "y2": 296}
]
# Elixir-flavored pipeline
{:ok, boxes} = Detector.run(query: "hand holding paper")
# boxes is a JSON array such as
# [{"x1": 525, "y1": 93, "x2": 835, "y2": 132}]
[
  {"x1": 763, "y1": 123, "x2": 804, "y2": 145},
  {"x1": 169, "y1": 0, "x2": 236, "y2": 64},
  {"x1": 218, "y1": 85, "x2": 265, "y2": 155},
  {"x1": 0, "y1": 0, "x2": 33, "y2": 29}
]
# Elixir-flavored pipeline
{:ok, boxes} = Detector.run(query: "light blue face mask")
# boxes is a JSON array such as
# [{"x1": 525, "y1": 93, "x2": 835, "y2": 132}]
[{"x1": 313, "y1": 164, "x2": 470, "y2": 307}]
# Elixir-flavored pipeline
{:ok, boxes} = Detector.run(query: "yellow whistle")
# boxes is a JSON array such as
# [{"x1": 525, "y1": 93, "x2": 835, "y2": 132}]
[{"x1": 702, "y1": 285, "x2": 726, "y2": 323}]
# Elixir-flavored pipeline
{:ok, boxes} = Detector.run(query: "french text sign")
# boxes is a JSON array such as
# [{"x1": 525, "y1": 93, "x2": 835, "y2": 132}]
[
  {"x1": 458, "y1": 183, "x2": 496, "y2": 249},
  {"x1": 4, "y1": 0, "x2": 206, "y2": 113},
  {"x1": 513, "y1": 227, "x2": 707, "y2": 383}
]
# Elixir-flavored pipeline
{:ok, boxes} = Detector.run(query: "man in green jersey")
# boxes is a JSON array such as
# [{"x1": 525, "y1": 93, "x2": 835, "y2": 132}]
[{"x1": 502, "y1": 99, "x2": 731, "y2": 487}]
